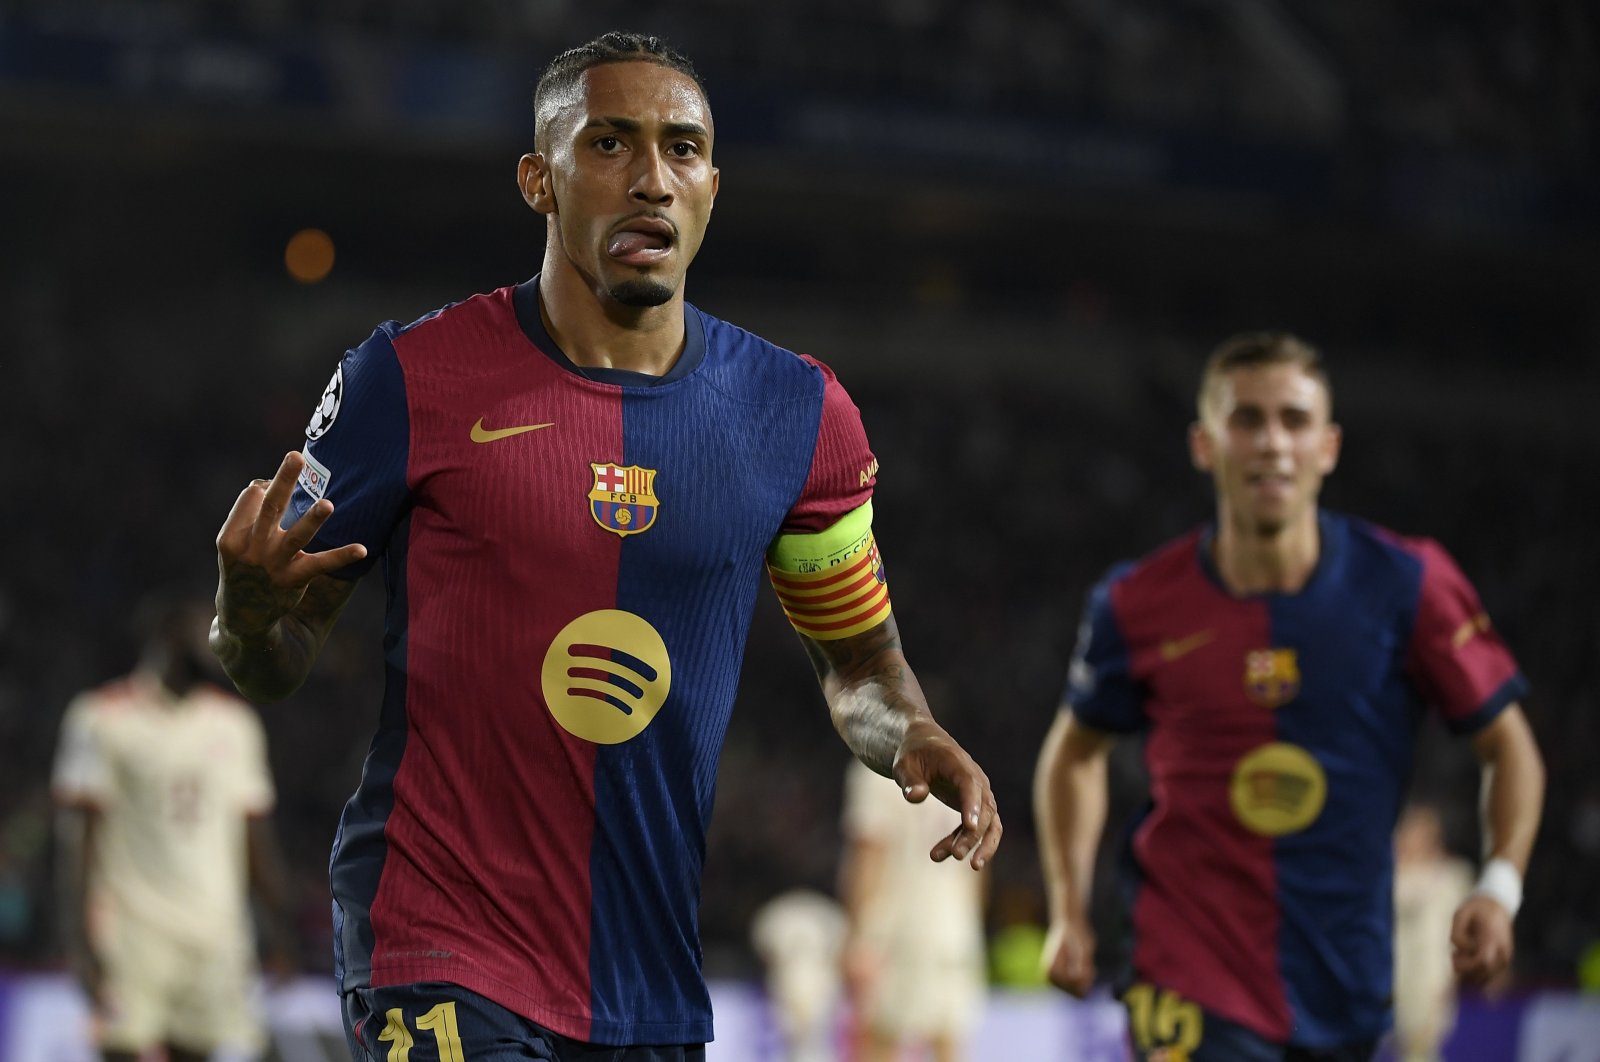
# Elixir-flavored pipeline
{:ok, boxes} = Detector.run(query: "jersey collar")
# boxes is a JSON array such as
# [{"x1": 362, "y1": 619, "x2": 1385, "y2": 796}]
[
  {"x1": 1196, "y1": 510, "x2": 1346, "y2": 598},
  {"x1": 513, "y1": 275, "x2": 706, "y2": 387}
]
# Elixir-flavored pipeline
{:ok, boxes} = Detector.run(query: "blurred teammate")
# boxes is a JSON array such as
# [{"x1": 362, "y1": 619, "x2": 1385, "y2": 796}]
[
  {"x1": 840, "y1": 758, "x2": 987, "y2": 1062},
  {"x1": 1392, "y1": 803, "x2": 1472, "y2": 1062},
  {"x1": 1034, "y1": 332, "x2": 1544, "y2": 1061},
  {"x1": 209, "y1": 30, "x2": 999, "y2": 1061},
  {"x1": 53, "y1": 596, "x2": 292, "y2": 1062}
]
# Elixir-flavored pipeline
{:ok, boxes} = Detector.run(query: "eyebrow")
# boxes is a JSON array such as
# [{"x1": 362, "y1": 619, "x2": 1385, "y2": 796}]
[{"x1": 583, "y1": 116, "x2": 710, "y2": 139}]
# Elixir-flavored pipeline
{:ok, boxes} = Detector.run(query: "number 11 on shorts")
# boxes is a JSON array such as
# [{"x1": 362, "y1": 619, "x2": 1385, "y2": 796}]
[{"x1": 378, "y1": 1001, "x2": 465, "y2": 1062}]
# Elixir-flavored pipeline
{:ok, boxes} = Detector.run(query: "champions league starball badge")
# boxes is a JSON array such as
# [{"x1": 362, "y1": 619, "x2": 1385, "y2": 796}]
[{"x1": 305, "y1": 365, "x2": 344, "y2": 440}]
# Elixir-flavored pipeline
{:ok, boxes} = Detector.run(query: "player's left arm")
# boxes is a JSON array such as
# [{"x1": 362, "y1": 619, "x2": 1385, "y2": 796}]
[
  {"x1": 1451, "y1": 702, "x2": 1545, "y2": 984},
  {"x1": 836, "y1": 811, "x2": 890, "y2": 1002},
  {"x1": 775, "y1": 356, "x2": 999, "y2": 868},
  {"x1": 800, "y1": 621, "x2": 1000, "y2": 869},
  {"x1": 1402, "y1": 539, "x2": 1546, "y2": 985}
]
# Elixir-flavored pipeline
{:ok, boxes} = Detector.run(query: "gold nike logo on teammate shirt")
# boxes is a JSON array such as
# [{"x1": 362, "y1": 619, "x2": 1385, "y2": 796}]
[
  {"x1": 1160, "y1": 629, "x2": 1216, "y2": 662},
  {"x1": 470, "y1": 418, "x2": 555, "y2": 443}
]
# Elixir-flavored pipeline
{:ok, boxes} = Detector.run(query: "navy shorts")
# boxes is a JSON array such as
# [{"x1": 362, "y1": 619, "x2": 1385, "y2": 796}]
[
  {"x1": 1121, "y1": 982, "x2": 1377, "y2": 1062},
  {"x1": 342, "y1": 981, "x2": 706, "y2": 1062}
]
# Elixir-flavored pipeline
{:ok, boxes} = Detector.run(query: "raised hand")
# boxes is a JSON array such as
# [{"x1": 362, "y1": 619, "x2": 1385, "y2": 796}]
[
  {"x1": 214, "y1": 451, "x2": 367, "y2": 640},
  {"x1": 893, "y1": 717, "x2": 1002, "y2": 870}
]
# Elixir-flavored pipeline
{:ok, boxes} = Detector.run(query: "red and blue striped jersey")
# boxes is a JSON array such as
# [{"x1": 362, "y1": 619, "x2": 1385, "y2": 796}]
[
  {"x1": 286, "y1": 278, "x2": 876, "y2": 1045},
  {"x1": 1065, "y1": 513, "x2": 1526, "y2": 1048}
]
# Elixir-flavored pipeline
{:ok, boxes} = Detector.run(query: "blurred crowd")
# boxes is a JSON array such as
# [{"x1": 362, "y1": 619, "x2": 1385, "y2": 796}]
[{"x1": 14, "y1": 0, "x2": 1597, "y2": 161}]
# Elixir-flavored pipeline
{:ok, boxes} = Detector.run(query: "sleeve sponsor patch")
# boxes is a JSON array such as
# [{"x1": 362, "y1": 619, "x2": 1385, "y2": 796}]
[{"x1": 297, "y1": 447, "x2": 332, "y2": 501}]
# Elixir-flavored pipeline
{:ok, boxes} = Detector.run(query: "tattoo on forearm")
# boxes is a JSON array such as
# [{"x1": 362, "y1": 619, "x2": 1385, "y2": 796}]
[
  {"x1": 803, "y1": 619, "x2": 926, "y2": 775},
  {"x1": 805, "y1": 620, "x2": 901, "y2": 683}
]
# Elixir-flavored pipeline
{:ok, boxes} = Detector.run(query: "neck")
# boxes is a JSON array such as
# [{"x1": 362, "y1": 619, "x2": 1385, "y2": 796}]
[
  {"x1": 1211, "y1": 506, "x2": 1321, "y2": 595},
  {"x1": 142, "y1": 659, "x2": 197, "y2": 701},
  {"x1": 538, "y1": 252, "x2": 685, "y2": 376}
]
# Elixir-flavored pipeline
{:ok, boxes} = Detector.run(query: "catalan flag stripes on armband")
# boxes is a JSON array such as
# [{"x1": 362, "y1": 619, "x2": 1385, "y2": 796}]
[{"x1": 766, "y1": 501, "x2": 892, "y2": 640}]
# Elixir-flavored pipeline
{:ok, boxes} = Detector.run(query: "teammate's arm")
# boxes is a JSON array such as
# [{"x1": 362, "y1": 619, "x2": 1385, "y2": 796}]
[
  {"x1": 1451, "y1": 702, "x2": 1545, "y2": 984},
  {"x1": 1034, "y1": 708, "x2": 1114, "y2": 997},
  {"x1": 211, "y1": 451, "x2": 366, "y2": 702},
  {"x1": 800, "y1": 618, "x2": 1001, "y2": 870}
]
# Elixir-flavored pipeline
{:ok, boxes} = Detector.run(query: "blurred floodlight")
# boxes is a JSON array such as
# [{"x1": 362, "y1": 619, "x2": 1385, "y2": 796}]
[{"x1": 285, "y1": 228, "x2": 335, "y2": 284}]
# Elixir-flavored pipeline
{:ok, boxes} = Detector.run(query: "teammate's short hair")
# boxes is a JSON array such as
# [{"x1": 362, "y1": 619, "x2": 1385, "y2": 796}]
[
  {"x1": 532, "y1": 32, "x2": 707, "y2": 153},
  {"x1": 1198, "y1": 331, "x2": 1331, "y2": 419}
]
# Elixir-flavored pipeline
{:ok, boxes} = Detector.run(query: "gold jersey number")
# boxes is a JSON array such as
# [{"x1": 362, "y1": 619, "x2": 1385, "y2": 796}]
[
  {"x1": 1124, "y1": 982, "x2": 1203, "y2": 1058},
  {"x1": 377, "y1": 1001, "x2": 465, "y2": 1062}
]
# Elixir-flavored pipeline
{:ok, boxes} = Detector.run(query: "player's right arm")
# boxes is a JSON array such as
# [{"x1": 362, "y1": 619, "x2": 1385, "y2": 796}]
[
  {"x1": 1034, "y1": 709, "x2": 1114, "y2": 997},
  {"x1": 51, "y1": 697, "x2": 109, "y2": 1008},
  {"x1": 211, "y1": 451, "x2": 366, "y2": 702},
  {"x1": 1035, "y1": 568, "x2": 1143, "y2": 997},
  {"x1": 54, "y1": 802, "x2": 104, "y2": 1007}
]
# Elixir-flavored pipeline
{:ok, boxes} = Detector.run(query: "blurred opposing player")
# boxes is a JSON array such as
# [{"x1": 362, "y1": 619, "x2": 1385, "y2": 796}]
[
  {"x1": 53, "y1": 596, "x2": 292, "y2": 1062},
  {"x1": 209, "y1": 30, "x2": 999, "y2": 1061},
  {"x1": 1034, "y1": 332, "x2": 1545, "y2": 1060},
  {"x1": 1392, "y1": 803, "x2": 1473, "y2": 1062},
  {"x1": 751, "y1": 889, "x2": 848, "y2": 1062},
  {"x1": 840, "y1": 758, "x2": 987, "y2": 1062}
]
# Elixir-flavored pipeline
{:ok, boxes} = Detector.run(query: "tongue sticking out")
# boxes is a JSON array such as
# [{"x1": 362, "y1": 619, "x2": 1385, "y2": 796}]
[{"x1": 608, "y1": 231, "x2": 670, "y2": 258}]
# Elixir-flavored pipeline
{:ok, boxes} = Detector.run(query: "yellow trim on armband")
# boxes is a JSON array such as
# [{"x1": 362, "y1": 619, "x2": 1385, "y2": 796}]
[{"x1": 767, "y1": 501, "x2": 892, "y2": 640}]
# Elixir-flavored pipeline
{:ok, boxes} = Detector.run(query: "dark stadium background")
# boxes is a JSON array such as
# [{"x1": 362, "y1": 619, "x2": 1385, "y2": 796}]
[{"x1": 1, "y1": 0, "x2": 1596, "y2": 1012}]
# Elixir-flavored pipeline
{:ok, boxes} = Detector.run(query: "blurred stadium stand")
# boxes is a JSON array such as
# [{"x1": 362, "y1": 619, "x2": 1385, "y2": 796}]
[{"x1": 1, "y1": 1, "x2": 1597, "y2": 1056}]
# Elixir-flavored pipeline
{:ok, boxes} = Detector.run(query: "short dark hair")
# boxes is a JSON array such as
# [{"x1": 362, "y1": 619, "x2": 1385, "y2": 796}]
[
  {"x1": 131, "y1": 588, "x2": 209, "y2": 649},
  {"x1": 1198, "y1": 331, "x2": 1331, "y2": 418},
  {"x1": 532, "y1": 32, "x2": 707, "y2": 152}
]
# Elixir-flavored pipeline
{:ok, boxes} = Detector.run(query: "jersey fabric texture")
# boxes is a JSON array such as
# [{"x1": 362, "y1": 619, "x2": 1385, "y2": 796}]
[
  {"x1": 287, "y1": 277, "x2": 878, "y2": 1045},
  {"x1": 1065, "y1": 512, "x2": 1527, "y2": 1050}
]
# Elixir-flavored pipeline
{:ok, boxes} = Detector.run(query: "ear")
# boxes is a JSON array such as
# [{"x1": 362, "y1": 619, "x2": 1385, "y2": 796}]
[
  {"x1": 1188, "y1": 420, "x2": 1215, "y2": 473},
  {"x1": 518, "y1": 153, "x2": 555, "y2": 215},
  {"x1": 709, "y1": 165, "x2": 720, "y2": 211},
  {"x1": 1319, "y1": 421, "x2": 1342, "y2": 475}
]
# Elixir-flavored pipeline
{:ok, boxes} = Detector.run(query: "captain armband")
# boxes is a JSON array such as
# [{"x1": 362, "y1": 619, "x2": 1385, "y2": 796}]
[{"x1": 766, "y1": 501, "x2": 892, "y2": 641}]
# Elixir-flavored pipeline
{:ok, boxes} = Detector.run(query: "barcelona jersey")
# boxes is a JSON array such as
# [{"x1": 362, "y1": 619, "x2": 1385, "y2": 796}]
[
  {"x1": 1065, "y1": 512, "x2": 1527, "y2": 1048},
  {"x1": 286, "y1": 278, "x2": 878, "y2": 1045}
]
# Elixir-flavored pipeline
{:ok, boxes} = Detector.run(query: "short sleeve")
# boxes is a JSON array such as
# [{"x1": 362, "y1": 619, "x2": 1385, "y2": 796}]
[
  {"x1": 52, "y1": 696, "x2": 109, "y2": 808},
  {"x1": 285, "y1": 326, "x2": 411, "y2": 579},
  {"x1": 1064, "y1": 567, "x2": 1146, "y2": 733},
  {"x1": 778, "y1": 356, "x2": 875, "y2": 535},
  {"x1": 1405, "y1": 539, "x2": 1527, "y2": 734}
]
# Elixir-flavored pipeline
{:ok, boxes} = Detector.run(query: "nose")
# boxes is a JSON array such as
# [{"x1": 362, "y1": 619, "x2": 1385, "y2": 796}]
[
  {"x1": 630, "y1": 150, "x2": 673, "y2": 205},
  {"x1": 1256, "y1": 417, "x2": 1290, "y2": 454}
]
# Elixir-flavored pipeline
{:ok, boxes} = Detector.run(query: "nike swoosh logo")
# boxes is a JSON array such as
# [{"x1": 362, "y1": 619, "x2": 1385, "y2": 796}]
[
  {"x1": 1160, "y1": 629, "x2": 1215, "y2": 662},
  {"x1": 470, "y1": 418, "x2": 555, "y2": 443}
]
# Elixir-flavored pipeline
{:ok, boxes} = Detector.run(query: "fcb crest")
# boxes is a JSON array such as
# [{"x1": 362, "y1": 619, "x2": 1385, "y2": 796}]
[
  {"x1": 1244, "y1": 648, "x2": 1300, "y2": 708},
  {"x1": 589, "y1": 462, "x2": 660, "y2": 537}
]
